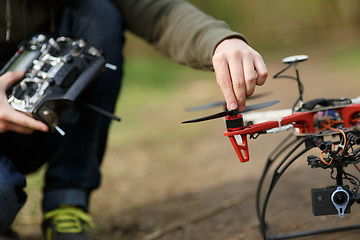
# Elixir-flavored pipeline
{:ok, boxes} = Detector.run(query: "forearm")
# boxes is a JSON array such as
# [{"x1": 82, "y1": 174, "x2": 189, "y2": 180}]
[
  {"x1": 115, "y1": 0, "x2": 247, "y2": 70},
  {"x1": 115, "y1": 0, "x2": 268, "y2": 111}
]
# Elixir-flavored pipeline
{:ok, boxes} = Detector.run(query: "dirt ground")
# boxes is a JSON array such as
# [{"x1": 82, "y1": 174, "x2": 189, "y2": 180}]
[{"x1": 12, "y1": 41, "x2": 360, "y2": 240}]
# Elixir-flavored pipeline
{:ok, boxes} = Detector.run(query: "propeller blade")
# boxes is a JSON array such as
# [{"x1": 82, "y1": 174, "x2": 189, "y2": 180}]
[
  {"x1": 241, "y1": 100, "x2": 280, "y2": 113},
  {"x1": 182, "y1": 110, "x2": 234, "y2": 123},
  {"x1": 186, "y1": 101, "x2": 225, "y2": 111},
  {"x1": 185, "y1": 91, "x2": 272, "y2": 111},
  {"x1": 182, "y1": 100, "x2": 280, "y2": 124}
]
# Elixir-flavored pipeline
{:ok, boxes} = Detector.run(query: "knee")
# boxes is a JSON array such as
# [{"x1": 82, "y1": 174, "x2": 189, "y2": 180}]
[
  {"x1": 83, "y1": 0, "x2": 125, "y2": 58},
  {"x1": 0, "y1": 170, "x2": 27, "y2": 232},
  {"x1": 58, "y1": 0, "x2": 124, "y2": 66},
  {"x1": 62, "y1": 0, "x2": 124, "y2": 43}
]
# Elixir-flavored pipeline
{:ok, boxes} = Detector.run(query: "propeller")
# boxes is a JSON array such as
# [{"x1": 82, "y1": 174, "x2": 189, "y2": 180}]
[
  {"x1": 185, "y1": 91, "x2": 272, "y2": 111},
  {"x1": 182, "y1": 100, "x2": 280, "y2": 124}
]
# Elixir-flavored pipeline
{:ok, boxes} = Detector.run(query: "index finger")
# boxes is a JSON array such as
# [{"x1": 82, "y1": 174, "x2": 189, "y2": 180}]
[
  {"x1": 213, "y1": 59, "x2": 239, "y2": 111},
  {"x1": 0, "y1": 71, "x2": 25, "y2": 88},
  {"x1": 2, "y1": 105, "x2": 48, "y2": 132}
]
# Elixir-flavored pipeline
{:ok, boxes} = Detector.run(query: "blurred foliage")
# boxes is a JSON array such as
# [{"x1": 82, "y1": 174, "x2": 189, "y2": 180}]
[
  {"x1": 190, "y1": 0, "x2": 360, "y2": 50},
  {"x1": 124, "y1": 0, "x2": 360, "y2": 57},
  {"x1": 327, "y1": 41, "x2": 360, "y2": 73}
]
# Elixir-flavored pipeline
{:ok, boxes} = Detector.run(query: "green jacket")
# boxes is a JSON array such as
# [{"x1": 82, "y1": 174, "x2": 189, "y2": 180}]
[{"x1": 0, "y1": 0, "x2": 246, "y2": 70}]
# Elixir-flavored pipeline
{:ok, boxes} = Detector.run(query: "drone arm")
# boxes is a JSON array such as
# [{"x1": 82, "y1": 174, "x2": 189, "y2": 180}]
[
  {"x1": 225, "y1": 112, "x2": 315, "y2": 162},
  {"x1": 226, "y1": 112, "x2": 315, "y2": 137}
]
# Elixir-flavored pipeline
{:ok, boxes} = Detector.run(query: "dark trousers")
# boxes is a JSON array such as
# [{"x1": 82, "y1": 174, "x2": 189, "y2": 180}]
[{"x1": 0, "y1": 0, "x2": 124, "y2": 232}]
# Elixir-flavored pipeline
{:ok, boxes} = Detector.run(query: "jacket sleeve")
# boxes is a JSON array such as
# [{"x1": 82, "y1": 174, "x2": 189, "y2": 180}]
[{"x1": 113, "y1": 0, "x2": 247, "y2": 70}]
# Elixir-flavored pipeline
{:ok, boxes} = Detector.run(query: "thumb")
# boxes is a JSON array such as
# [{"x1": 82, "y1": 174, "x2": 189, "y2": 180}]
[{"x1": 0, "y1": 71, "x2": 25, "y2": 89}]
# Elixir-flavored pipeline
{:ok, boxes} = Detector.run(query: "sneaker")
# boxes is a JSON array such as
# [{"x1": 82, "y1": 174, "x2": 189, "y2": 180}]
[
  {"x1": 0, "y1": 229, "x2": 19, "y2": 240},
  {"x1": 42, "y1": 206, "x2": 95, "y2": 240}
]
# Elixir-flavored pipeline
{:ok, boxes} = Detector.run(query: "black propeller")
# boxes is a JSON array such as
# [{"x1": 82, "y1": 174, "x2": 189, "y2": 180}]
[
  {"x1": 182, "y1": 100, "x2": 280, "y2": 124},
  {"x1": 185, "y1": 101, "x2": 227, "y2": 112},
  {"x1": 185, "y1": 91, "x2": 272, "y2": 111}
]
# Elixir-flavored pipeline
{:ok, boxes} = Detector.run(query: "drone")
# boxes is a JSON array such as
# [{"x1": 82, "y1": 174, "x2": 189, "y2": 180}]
[
  {"x1": 183, "y1": 55, "x2": 360, "y2": 239},
  {"x1": 183, "y1": 55, "x2": 360, "y2": 163}
]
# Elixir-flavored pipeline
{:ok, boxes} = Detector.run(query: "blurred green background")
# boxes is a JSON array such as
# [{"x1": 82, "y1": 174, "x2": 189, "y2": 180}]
[
  {"x1": 125, "y1": 0, "x2": 360, "y2": 55},
  {"x1": 191, "y1": 0, "x2": 360, "y2": 49}
]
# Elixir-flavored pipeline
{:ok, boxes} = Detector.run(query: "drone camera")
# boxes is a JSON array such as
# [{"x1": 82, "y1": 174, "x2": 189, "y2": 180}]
[
  {"x1": 333, "y1": 189, "x2": 348, "y2": 205},
  {"x1": 332, "y1": 186, "x2": 351, "y2": 218},
  {"x1": 311, "y1": 185, "x2": 353, "y2": 218}
]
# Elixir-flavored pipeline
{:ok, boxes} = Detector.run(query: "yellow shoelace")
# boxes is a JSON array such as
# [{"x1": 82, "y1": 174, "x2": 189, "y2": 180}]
[{"x1": 44, "y1": 206, "x2": 95, "y2": 234}]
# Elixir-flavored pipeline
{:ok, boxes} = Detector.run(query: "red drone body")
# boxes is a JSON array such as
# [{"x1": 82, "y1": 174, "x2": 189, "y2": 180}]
[{"x1": 224, "y1": 103, "x2": 360, "y2": 162}]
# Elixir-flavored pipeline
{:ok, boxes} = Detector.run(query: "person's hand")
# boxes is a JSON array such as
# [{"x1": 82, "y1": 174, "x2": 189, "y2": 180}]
[
  {"x1": 212, "y1": 38, "x2": 268, "y2": 111},
  {"x1": 0, "y1": 71, "x2": 48, "y2": 134}
]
